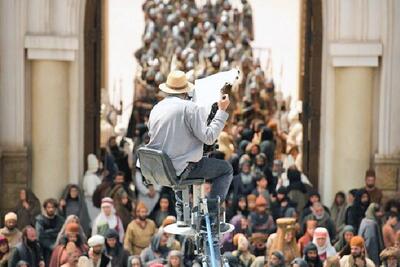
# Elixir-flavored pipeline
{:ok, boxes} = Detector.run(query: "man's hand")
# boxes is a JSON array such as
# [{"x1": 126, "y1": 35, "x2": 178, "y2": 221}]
[{"x1": 218, "y1": 94, "x2": 230, "y2": 111}]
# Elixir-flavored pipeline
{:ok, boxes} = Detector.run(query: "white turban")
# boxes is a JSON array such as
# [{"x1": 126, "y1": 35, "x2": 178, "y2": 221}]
[{"x1": 88, "y1": 235, "x2": 105, "y2": 247}]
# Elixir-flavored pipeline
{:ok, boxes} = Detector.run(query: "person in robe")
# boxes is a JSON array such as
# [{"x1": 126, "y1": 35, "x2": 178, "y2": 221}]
[{"x1": 12, "y1": 188, "x2": 41, "y2": 230}]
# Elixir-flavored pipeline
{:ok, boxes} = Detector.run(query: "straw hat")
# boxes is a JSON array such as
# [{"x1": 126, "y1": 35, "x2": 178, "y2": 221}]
[{"x1": 159, "y1": 70, "x2": 194, "y2": 94}]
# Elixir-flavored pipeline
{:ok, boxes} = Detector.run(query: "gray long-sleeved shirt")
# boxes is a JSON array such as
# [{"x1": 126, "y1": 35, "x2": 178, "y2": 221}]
[{"x1": 146, "y1": 96, "x2": 228, "y2": 175}]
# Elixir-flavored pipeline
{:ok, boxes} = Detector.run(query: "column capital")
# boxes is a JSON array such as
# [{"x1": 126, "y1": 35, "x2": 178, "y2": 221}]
[
  {"x1": 25, "y1": 35, "x2": 79, "y2": 61},
  {"x1": 329, "y1": 42, "x2": 382, "y2": 67}
]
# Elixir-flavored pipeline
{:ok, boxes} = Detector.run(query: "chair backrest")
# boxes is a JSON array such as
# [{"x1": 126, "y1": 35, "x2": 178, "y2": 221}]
[{"x1": 137, "y1": 147, "x2": 178, "y2": 187}]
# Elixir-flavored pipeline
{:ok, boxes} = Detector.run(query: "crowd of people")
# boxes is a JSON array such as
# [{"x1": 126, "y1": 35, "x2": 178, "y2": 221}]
[{"x1": 1, "y1": 0, "x2": 400, "y2": 267}]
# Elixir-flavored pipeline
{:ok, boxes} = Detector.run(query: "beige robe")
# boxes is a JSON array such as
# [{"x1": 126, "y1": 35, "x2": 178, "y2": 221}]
[{"x1": 124, "y1": 219, "x2": 157, "y2": 255}]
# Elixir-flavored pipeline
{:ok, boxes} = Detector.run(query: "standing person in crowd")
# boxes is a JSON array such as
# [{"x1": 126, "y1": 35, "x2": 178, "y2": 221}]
[
  {"x1": 334, "y1": 225, "x2": 355, "y2": 257},
  {"x1": 363, "y1": 169, "x2": 383, "y2": 204},
  {"x1": 301, "y1": 191, "x2": 329, "y2": 221},
  {"x1": 124, "y1": 202, "x2": 157, "y2": 256},
  {"x1": 135, "y1": 170, "x2": 162, "y2": 215},
  {"x1": 60, "y1": 242, "x2": 80, "y2": 267},
  {"x1": 231, "y1": 233, "x2": 256, "y2": 267},
  {"x1": 286, "y1": 168, "x2": 308, "y2": 214},
  {"x1": 268, "y1": 250, "x2": 286, "y2": 267},
  {"x1": 128, "y1": 255, "x2": 142, "y2": 267},
  {"x1": 312, "y1": 227, "x2": 336, "y2": 262},
  {"x1": 35, "y1": 198, "x2": 65, "y2": 265},
  {"x1": 226, "y1": 195, "x2": 249, "y2": 222},
  {"x1": 233, "y1": 160, "x2": 256, "y2": 197},
  {"x1": 303, "y1": 243, "x2": 323, "y2": 267},
  {"x1": 107, "y1": 171, "x2": 134, "y2": 200},
  {"x1": 49, "y1": 222, "x2": 88, "y2": 267},
  {"x1": 379, "y1": 247, "x2": 400, "y2": 267},
  {"x1": 251, "y1": 172, "x2": 270, "y2": 202},
  {"x1": 150, "y1": 194, "x2": 175, "y2": 228},
  {"x1": 87, "y1": 235, "x2": 111, "y2": 267},
  {"x1": 165, "y1": 250, "x2": 183, "y2": 267},
  {"x1": 359, "y1": 202, "x2": 385, "y2": 265},
  {"x1": 0, "y1": 235, "x2": 9, "y2": 267},
  {"x1": 92, "y1": 197, "x2": 124, "y2": 243},
  {"x1": 13, "y1": 189, "x2": 41, "y2": 230},
  {"x1": 0, "y1": 212, "x2": 22, "y2": 249},
  {"x1": 249, "y1": 195, "x2": 275, "y2": 234},
  {"x1": 297, "y1": 219, "x2": 317, "y2": 256},
  {"x1": 330, "y1": 191, "x2": 347, "y2": 234},
  {"x1": 59, "y1": 184, "x2": 91, "y2": 235},
  {"x1": 345, "y1": 189, "x2": 370, "y2": 233},
  {"x1": 114, "y1": 190, "x2": 134, "y2": 230},
  {"x1": 140, "y1": 232, "x2": 170, "y2": 266},
  {"x1": 82, "y1": 153, "x2": 101, "y2": 222},
  {"x1": 56, "y1": 215, "x2": 87, "y2": 246},
  {"x1": 303, "y1": 202, "x2": 336, "y2": 240},
  {"x1": 104, "y1": 229, "x2": 130, "y2": 267},
  {"x1": 339, "y1": 236, "x2": 375, "y2": 267},
  {"x1": 8, "y1": 226, "x2": 45, "y2": 267},
  {"x1": 383, "y1": 212, "x2": 399, "y2": 248}
]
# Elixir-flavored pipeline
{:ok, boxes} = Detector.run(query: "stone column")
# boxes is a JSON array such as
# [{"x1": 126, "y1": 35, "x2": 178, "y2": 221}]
[
  {"x1": 31, "y1": 60, "x2": 70, "y2": 201},
  {"x1": 333, "y1": 67, "x2": 374, "y2": 192}
]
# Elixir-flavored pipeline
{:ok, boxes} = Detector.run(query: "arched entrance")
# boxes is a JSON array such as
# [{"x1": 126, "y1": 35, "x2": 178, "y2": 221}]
[{"x1": 82, "y1": 0, "x2": 323, "y2": 187}]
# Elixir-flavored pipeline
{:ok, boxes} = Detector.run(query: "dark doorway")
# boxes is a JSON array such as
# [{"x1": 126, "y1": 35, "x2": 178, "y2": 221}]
[
  {"x1": 84, "y1": 0, "x2": 102, "y2": 164},
  {"x1": 301, "y1": 0, "x2": 322, "y2": 188}
]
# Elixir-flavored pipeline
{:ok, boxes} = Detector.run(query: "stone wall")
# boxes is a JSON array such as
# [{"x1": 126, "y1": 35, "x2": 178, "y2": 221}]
[
  {"x1": 0, "y1": 147, "x2": 30, "y2": 226},
  {"x1": 374, "y1": 155, "x2": 400, "y2": 203}
]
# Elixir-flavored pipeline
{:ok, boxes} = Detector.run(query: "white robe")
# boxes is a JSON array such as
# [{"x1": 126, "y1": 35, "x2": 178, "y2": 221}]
[{"x1": 82, "y1": 171, "x2": 101, "y2": 221}]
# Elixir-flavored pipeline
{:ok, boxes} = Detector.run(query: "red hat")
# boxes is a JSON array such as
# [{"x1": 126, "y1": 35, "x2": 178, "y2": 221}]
[
  {"x1": 136, "y1": 201, "x2": 148, "y2": 213},
  {"x1": 350, "y1": 236, "x2": 365, "y2": 248},
  {"x1": 255, "y1": 195, "x2": 267, "y2": 207},
  {"x1": 65, "y1": 222, "x2": 80, "y2": 234}
]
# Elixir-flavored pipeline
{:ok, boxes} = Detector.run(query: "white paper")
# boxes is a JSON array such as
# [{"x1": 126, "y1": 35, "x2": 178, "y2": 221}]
[{"x1": 193, "y1": 69, "x2": 240, "y2": 115}]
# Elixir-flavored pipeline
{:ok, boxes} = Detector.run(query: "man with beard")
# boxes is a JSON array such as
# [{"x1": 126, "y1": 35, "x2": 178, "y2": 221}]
[
  {"x1": 268, "y1": 250, "x2": 286, "y2": 267},
  {"x1": 87, "y1": 235, "x2": 111, "y2": 267},
  {"x1": 0, "y1": 212, "x2": 22, "y2": 249},
  {"x1": 303, "y1": 243, "x2": 322, "y2": 267},
  {"x1": 35, "y1": 198, "x2": 65, "y2": 265},
  {"x1": 303, "y1": 202, "x2": 336, "y2": 240},
  {"x1": 339, "y1": 236, "x2": 374, "y2": 267},
  {"x1": 362, "y1": 169, "x2": 382, "y2": 204},
  {"x1": 8, "y1": 226, "x2": 45, "y2": 267},
  {"x1": 124, "y1": 202, "x2": 157, "y2": 255}
]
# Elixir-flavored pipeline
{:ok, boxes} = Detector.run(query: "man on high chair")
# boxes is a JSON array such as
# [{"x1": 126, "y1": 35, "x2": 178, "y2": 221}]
[{"x1": 145, "y1": 70, "x2": 233, "y2": 227}]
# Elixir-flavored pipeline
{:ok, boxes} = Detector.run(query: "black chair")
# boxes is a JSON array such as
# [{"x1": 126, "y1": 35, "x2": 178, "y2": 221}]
[{"x1": 137, "y1": 147, "x2": 204, "y2": 227}]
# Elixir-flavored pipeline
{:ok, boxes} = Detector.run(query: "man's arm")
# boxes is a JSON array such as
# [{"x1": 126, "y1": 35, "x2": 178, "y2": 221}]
[{"x1": 186, "y1": 95, "x2": 230, "y2": 145}]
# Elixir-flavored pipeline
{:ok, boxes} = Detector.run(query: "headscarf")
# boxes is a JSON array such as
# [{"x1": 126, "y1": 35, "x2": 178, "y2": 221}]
[
  {"x1": 166, "y1": 250, "x2": 183, "y2": 267},
  {"x1": 312, "y1": 227, "x2": 336, "y2": 258},
  {"x1": 55, "y1": 215, "x2": 88, "y2": 245},
  {"x1": 333, "y1": 225, "x2": 354, "y2": 252},
  {"x1": 105, "y1": 229, "x2": 123, "y2": 257},
  {"x1": 59, "y1": 184, "x2": 91, "y2": 235},
  {"x1": 95, "y1": 198, "x2": 119, "y2": 230}
]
